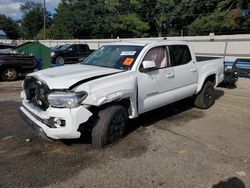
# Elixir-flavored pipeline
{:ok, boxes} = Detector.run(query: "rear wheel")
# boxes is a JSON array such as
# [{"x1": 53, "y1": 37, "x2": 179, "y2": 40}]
[
  {"x1": 1, "y1": 67, "x2": 18, "y2": 81},
  {"x1": 194, "y1": 81, "x2": 215, "y2": 109},
  {"x1": 55, "y1": 56, "x2": 65, "y2": 65},
  {"x1": 91, "y1": 105, "x2": 127, "y2": 149}
]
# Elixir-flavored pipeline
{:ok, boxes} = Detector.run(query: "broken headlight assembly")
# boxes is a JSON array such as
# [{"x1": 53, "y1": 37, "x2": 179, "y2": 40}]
[{"x1": 47, "y1": 91, "x2": 88, "y2": 108}]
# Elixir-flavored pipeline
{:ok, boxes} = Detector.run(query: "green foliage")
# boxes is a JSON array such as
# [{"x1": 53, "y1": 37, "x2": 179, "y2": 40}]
[
  {"x1": 0, "y1": 14, "x2": 20, "y2": 39},
  {"x1": 188, "y1": 12, "x2": 239, "y2": 35},
  {"x1": 113, "y1": 13, "x2": 149, "y2": 37},
  {"x1": 20, "y1": 1, "x2": 52, "y2": 39},
  {"x1": 141, "y1": 0, "x2": 177, "y2": 36},
  {"x1": 17, "y1": 0, "x2": 250, "y2": 39},
  {"x1": 20, "y1": 1, "x2": 41, "y2": 14},
  {"x1": 187, "y1": 0, "x2": 249, "y2": 35}
]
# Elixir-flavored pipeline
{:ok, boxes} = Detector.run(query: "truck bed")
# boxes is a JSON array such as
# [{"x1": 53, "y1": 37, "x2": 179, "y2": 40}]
[{"x1": 196, "y1": 55, "x2": 223, "y2": 62}]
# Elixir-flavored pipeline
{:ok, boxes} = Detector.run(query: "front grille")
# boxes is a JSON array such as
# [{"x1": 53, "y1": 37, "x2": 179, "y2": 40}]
[{"x1": 24, "y1": 77, "x2": 50, "y2": 110}]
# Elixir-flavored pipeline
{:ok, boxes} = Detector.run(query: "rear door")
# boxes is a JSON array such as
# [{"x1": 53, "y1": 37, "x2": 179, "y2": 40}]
[
  {"x1": 137, "y1": 46, "x2": 175, "y2": 114},
  {"x1": 168, "y1": 45, "x2": 198, "y2": 100}
]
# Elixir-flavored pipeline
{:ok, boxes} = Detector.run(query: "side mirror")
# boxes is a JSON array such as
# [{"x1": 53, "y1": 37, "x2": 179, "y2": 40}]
[
  {"x1": 141, "y1": 61, "x2": 156, "y2": 72},
  {"x1": 68, "y1": 47, "x2": 73, "y2": 51}
]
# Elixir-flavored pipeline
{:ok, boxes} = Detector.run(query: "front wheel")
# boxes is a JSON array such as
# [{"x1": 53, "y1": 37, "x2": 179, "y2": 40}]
[
  {"x1": 1, "y1": 67, "x2": 18, "y2": 81},
  {"x1": 55, "y1": 56, "x2": 65, "y2": 65},
  {"x1": 194, "y1": 81, "x2": 215, "y2": 109},
  {"x1": 91, "y1": 105, "x2": 127, "y2": 149}
]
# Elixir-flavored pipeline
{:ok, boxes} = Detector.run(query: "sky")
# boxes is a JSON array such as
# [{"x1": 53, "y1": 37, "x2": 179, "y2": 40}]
[{"x1": 0, "y1": 0, "x2": 61, "y2": 20}]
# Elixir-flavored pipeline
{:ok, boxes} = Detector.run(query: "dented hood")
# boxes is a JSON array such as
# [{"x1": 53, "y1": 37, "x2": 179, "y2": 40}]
[{"x1": 28, "y1": 64, "x2": 123, "y2": 89}]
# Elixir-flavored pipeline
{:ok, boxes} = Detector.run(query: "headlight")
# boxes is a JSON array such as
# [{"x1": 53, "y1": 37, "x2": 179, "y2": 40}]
[
  {"x1": 51, "y1": 52, "x2": 55, "y2": 57},
  {"x1": 48, "y1": 91, "x2": 88, "y2": 108}
]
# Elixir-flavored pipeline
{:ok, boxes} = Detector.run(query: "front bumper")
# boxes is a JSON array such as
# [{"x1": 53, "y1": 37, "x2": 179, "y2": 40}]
[
  {"x1": 19, "y1": 100, "x2": 93, "y2": 139},
  {"x1": 19, "y1": 108, "x2": 52, "y2": 141}
]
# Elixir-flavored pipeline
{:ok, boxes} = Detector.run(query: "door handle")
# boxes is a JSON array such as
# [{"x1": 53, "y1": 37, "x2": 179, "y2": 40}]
[
  {"x1": 190, "y1": 68, "x2": 197, "y2": 72},
  {"x1": 166, "y1": 73, "x2": 174, "y2": 78}
]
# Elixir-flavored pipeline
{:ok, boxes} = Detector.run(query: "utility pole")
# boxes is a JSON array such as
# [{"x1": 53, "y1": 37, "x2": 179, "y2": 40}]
[
  {"x1": 181, "y1": 29, "x2": 184, "y2": 37},
  {"x1": 43, "y1": 0, "x2": 46, "y2": 40}
]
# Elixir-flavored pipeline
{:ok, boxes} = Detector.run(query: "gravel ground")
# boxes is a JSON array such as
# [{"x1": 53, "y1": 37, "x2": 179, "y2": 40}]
[{"x1": 0, "y1": 78, "x2": 249, "y2": 188}]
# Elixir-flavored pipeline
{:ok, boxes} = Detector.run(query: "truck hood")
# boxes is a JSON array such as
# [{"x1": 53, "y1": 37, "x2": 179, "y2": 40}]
[{"x1": 28, "y1": 64, "x2": 123, "y2": 89}]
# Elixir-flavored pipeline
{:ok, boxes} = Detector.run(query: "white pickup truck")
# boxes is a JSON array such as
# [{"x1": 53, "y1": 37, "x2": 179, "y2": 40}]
[{"x1": 20, "y1": 40, "x2": 224, "y2": 148}]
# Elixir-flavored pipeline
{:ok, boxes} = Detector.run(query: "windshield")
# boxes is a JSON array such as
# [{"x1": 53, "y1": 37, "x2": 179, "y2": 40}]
[
  {"x1": 60, "y1": 44, "x2": 71, "y2": 51},
  {"x1": 51, "y1": 45, "x2": 63, "y2": 50},
  {"x1": 82, "y1": 45, "x2": 143, "y2": 70}
]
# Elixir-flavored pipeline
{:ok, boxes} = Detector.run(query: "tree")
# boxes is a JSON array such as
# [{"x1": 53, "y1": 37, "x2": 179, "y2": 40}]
[
  {"x1": 0, "y1": 14, "x2": 20, "y2": 39},
  {"x1": 105, "y1": 0, "x2": 149, "y2": 37},
  {"x1": 47, "y1": 0, "x2": 250, "y2": 39},
  {"x1": 20, "y1": 1, "x2": 52, "y2": 39},
  {"x1": 239, "y1": 1, "x2": 250, "y2": 30},
  {"x1": 187, "y1": 0, "x2": 249, "y2": 35},
  {"x1": 140, "y1": 0, "x2": 178, "y2": 37},
  {"x1": 48, "y1": 0, "x2": 90, "y2": 39},
  {"x1": 188, "y1": 12, "x2": 239, "y2": 35},
  {"x1": 48, "y1": 0, "x2": 150, "y2": 39}
]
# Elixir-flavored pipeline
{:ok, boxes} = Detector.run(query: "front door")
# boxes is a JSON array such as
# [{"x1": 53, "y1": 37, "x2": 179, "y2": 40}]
[
  {"x1": 137, "y1": 46, "x2": 176, "y2": 114},
  {"x1": 68, "y1": 44, "x2": 78, "y2": 62}
]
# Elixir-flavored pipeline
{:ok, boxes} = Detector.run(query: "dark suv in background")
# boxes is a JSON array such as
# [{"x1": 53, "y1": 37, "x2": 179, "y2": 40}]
[
  {"x1": 50, "y1": 44, "x2": 95, "y2": 64},
  {"x1": 0, "y1": 53, "x2": 37, "y2": 81}
]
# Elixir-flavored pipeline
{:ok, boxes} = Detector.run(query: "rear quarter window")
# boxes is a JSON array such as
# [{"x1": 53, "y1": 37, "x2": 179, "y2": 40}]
[{"x1": 169, "y1": 45, "x2": 192, "y2": 66}]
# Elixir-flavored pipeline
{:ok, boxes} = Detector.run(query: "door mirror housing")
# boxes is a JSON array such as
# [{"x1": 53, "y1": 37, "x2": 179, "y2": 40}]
[{"x1": 141, "y1": 61, "x2": 156, "y2": 72}]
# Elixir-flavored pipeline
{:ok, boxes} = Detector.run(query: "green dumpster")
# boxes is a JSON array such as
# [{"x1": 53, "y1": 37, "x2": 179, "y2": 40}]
[{"x1": 14, "y1": 41, "x2": 51, "y2": 69}]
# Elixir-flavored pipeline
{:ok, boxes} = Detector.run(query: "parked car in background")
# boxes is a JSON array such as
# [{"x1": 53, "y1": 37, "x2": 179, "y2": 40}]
[
  {"x1": 232, "y1": 58, "x2": 250, "y2": 78},
  {"x1": 51, "y1": 45, "x2": 63, "y2": 51},
  {"x1": 50, "y1": 44, "x2": 95, "y2": 64},
  {"x1": 0, "y1": 53, "x2": 37, "y2": 81},
  {"x1": 0, "y1": 43, "x2": 15, "y2": 53},
  {"x1": 223, "y1": 58, "x2": 250, "y2": 86},
  {"x1": 20, "y1": 40, "x2": 224, "y2": 148}
]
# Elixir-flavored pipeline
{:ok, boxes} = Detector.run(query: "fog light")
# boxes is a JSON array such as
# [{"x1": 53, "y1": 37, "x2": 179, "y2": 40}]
[{"x1": 54, "y1": 118, "x2": 66, "y2": 127}]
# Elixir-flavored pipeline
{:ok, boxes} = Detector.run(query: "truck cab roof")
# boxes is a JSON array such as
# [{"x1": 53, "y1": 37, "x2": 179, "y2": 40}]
[{"x1": 106, "y1": 40, "x2": 189, "y2": 47}]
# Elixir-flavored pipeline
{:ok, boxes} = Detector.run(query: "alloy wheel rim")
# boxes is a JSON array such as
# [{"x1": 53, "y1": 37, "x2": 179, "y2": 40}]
[
  {"x1": 204, "y1": 86, "x2": 214, "y2": 106},
  {"x1": 108, "y1": 113, "x2": 125, "y2": 143},
  {"x1": 4, "y1": 69, "x2": 16, "y2": 80},
  {"x1": 57, "y1": 57, "x2": 64, "y2": 64}
]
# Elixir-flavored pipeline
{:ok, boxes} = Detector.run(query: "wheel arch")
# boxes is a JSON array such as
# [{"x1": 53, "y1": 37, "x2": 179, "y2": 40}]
[
  {"x1": 0, "y1": 65, "x2": 20, "y2": 73},
  {"x1": 196, "y1": 73, "x2": 216, "y2": 94},
  {"x1": 89, "y1": 97, "x2": 136, "y2": 119},
  {"x1": 55, "y1": 55, "x2": 66, "y2": 63}
]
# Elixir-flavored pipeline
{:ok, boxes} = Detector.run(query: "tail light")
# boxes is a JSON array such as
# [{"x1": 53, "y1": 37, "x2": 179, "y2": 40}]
[{"x1": 32, "y1": 59, "x2": 37, "y2": 67}]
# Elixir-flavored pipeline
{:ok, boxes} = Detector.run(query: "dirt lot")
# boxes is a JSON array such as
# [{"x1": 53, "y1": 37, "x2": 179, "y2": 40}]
[{"x1": 0, "y1": 79, "x2": 249, "y2": 188}]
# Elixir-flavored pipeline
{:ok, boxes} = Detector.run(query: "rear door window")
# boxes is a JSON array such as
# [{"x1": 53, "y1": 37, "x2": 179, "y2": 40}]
[{"x1": 169, "y1": 45, "x2": 192, "y2": 66}]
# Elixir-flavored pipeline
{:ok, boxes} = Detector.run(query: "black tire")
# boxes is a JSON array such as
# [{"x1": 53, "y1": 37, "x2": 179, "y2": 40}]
[
  {"x1": 194, "y1": 81, "x2": 215, "y2": 109},
  {"x1": 55, "y1": 56, "x2": 65, "y2": 65},
  {"x1": 1, "y1": 67, "x2": 18, "y2": 81},
  {"x1": 91, "y1": 105, "x2": 127, "y2": 149}
]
